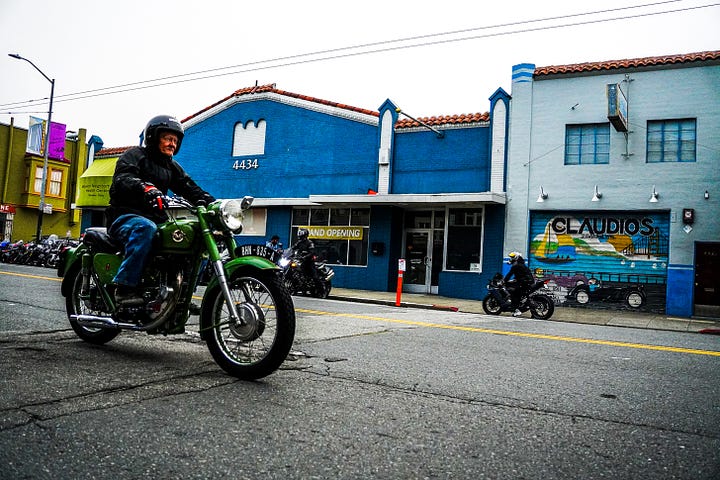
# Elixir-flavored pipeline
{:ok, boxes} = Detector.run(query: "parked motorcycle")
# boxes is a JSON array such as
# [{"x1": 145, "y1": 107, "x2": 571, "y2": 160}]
[
  {"x1": 481, "y1": 273, "x2": 555, "y2": 319},
  {"x1": 278, "y1": 247, "x2": 334, "y2": 298},
  {"x1": 58, "y1": 196, "x2": 296, "y2": 380}
]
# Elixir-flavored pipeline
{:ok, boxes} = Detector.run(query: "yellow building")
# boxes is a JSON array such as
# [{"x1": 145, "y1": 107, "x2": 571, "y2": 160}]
[{"x1": 0, "y1": 118, "x2": 89, "y2": 241}]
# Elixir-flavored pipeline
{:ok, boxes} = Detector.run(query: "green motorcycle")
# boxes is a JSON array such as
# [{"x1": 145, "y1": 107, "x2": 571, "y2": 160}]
[{"x1": 58, "y1": 196, "x2": 295, "y2": 380}]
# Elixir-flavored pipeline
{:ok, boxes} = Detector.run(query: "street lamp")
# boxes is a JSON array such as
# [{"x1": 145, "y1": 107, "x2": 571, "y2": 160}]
[{"x1": 8, "y1": 53, "x2": 55, "y2": 241}]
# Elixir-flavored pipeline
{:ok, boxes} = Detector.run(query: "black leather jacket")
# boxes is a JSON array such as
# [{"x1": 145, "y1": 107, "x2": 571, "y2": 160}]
[
  {"x1": 504, "y1": 262, "x2": 534, "y2": 286},
  {"x1": 106, "y1": 146, "x2": 214, "y2": 225}
]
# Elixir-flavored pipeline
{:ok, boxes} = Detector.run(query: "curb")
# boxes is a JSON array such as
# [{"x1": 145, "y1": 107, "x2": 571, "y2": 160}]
[{"x1": 329, "y1": 295, "x2": 458, "y2": 312}]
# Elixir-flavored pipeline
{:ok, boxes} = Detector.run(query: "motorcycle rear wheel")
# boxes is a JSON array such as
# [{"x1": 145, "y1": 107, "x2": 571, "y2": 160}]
[
  {"x1": 530, "y1": 294, "x2": 555, "y2": 320},
  {"x1": 202, "y1": 270, "x2": 296, "y2": 380},
  {"x1": 482, "y1": 294, "x2": 502, "y2": 315},
  {"x1": 65, "y1": 265, "x2": 121, "y2": 345}
]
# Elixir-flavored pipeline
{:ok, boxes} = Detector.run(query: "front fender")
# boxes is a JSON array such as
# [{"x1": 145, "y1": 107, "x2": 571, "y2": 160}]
[
  {"x1": 200, "y1": 255, "x2": 279, "y2": 340},
  {"x1": 204, "y1": 255, "x2": 278, "y2": 292}
]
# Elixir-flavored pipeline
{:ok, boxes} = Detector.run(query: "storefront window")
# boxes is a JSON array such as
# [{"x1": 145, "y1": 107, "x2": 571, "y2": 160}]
[
  {"x1": 292, "y1": 207, "x2": 370, "y2": 266},
  {"x1": 445, "y1": 208, "x2": 483, "y2": 271}
]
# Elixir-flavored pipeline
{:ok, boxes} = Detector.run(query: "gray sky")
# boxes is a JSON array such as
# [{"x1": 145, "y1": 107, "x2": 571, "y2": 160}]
[{"x1": 1, "y1": 0, "x2": 718, "y2": 148}]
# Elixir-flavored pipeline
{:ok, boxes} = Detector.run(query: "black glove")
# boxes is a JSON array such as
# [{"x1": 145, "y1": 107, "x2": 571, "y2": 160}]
[
  {"x1": 195, "y1": 193, "x2": 216, "y2": 207},
  {"x1": 143, "y1": 184, "x2": 166, "y2": 211}
]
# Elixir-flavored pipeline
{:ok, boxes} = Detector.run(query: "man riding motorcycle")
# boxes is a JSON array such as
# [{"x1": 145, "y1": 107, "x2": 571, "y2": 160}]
[
  {"x1": 291, "y1": 228, "x2": 320, "y2": 284},
  {"x1": 503, "y1": 251, "x2": 535, "y2": 316},
  {"x1": 106, "y1": 114, "x2": 215, "y2": 305}
]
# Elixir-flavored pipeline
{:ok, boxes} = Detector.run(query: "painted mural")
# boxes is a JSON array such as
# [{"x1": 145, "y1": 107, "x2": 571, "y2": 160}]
[{"x1": 529, "y1": 212, "x2": 669, "y2": 313}]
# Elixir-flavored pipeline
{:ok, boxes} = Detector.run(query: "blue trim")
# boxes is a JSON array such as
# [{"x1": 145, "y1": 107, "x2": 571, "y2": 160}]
[{"x1": 512, "y1": 63, "x2": 535, "y2": 83}]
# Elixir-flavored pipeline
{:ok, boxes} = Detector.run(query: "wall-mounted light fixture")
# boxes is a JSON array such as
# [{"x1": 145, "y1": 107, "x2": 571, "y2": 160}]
[
  {"x1": 649, "y1": 185, "x2": 659, "y2": 203},
  {"x1": 705, "y1": 190, "x2": 710, "y2": 200},
  {"x1": 591, "y1": 185, "x2": 602, "y2": 202},
  {"x1": 536, "y1": 186, "x2": 548, "y2": 203}
]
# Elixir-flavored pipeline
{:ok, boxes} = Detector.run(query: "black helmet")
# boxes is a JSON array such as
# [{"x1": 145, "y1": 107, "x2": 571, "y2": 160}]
[
  {"x1": 297, "y1": 228, "x2": 309, "y2": 240},
  {"x1": 144, "y1": 115, "x2": 184, "y2": 154}
]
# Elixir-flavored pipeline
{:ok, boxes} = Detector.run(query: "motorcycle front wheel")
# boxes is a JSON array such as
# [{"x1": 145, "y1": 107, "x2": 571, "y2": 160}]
[
  {"x1": 313, "y1": 280, "x2": 331, "y2": 299},
  {"x1": 530, "y1": 294, "x2": 555, "y2": 320},
  {"x1": 482, "y1": 294, "x2": 502, "y2": 315},
  {"x1": 65, "y1": 265, "x2": 121, "y2": 345},
  {"x1": 201, "y1": 270, "x2": 296, "y2": 380}
]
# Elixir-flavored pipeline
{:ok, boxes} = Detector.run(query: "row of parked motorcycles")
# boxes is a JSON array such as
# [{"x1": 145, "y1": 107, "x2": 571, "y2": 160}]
[{"x1": 0, "y1": 235, "x2": 79, "y2": 269}]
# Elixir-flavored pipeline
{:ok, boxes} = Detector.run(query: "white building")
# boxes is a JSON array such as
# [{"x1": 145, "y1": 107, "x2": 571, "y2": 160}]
[{"x1": 505, "y1": 50, "x2": 720, "y2": 317}]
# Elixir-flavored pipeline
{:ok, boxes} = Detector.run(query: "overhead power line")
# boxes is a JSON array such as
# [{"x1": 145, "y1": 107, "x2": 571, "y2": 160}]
[{"x1": 1, "y1": 0, "x2": 717, "y2": 113}]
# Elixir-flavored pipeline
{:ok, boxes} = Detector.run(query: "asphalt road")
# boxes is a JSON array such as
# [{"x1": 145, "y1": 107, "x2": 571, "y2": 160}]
[{"x1": 1, "y1": 263, "x2": 719, "y2": 479}]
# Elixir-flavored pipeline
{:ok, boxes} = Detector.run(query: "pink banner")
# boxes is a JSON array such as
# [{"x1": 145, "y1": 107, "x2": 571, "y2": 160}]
[{"x1": 48, "y1": 122, "x2": 66, "y2": 161}]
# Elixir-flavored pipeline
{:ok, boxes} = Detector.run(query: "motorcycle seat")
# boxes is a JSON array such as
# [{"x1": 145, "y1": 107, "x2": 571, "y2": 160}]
[{"x1": 83, "y1": 227, "x2": 121, "y2": 254}]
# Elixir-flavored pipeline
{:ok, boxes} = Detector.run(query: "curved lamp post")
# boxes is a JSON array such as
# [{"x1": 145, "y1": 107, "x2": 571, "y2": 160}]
[{"x1": 8, "y1": 53, "x2": 55, "y2": 241}]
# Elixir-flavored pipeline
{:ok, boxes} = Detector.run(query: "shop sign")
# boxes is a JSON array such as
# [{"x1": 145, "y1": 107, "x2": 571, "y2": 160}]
[
  {"x1": 0, "y1": 204, "x2": 16, "y2": 214},
  {"x1": 302, "y1": 226, "x2": 364, "y2": 241}
]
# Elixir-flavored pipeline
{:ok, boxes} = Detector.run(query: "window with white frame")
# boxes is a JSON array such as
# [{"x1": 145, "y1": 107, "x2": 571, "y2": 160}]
[
  {"x1": 33, "y1": 166, "x2": 44, "y2": 193},
  {"x1": 233, "y1": 119, "x2": 266, "y2": 156},
  {"x1": 564, "y1": 123, "x2": 610, "y2": 165},
  {"x1": 646, "y1": 118, "x2": 696, "y2": 163},
  {"x1": 49, "y1": 169, "x2": 63, "y2": 196}
]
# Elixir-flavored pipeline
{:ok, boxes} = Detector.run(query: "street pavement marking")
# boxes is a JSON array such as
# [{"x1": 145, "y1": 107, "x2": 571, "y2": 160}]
[
  {"x1": 2, "y1": 269, "x2": 717, "y2": 357},
  {"x1": 295, "y1": 307, "x2": 720, "y2": 357},
  {"x1": 0, "y1": 270, "x2": 62, "y2": 282}
]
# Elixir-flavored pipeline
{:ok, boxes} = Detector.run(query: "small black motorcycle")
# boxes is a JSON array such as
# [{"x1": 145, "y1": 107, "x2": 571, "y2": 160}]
[
  {"x1": 278, "y1": 248, "x2": 334, "y2": 298},
  {"x1": 482, "y1": 273, "x2": 555, "y2": 319}
]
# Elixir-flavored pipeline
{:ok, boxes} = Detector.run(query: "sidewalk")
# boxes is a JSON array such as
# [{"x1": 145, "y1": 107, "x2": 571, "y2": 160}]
[{"x1": 328, "y1": 288, "x2": 720, "y2": 334}]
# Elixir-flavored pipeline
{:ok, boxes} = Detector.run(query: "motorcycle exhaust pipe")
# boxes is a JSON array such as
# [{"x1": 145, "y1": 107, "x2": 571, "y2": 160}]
[
  {"x1": 70, "y1": 314, "x2": 144, "y2": 331},
  {"x1": 325, "y1": 270, "x2": 335, "y2": 281}
]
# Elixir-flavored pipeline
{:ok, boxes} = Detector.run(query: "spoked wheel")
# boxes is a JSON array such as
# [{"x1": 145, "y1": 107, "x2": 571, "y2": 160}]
[
  {"x1": 201, "y1": 270, "x2": 296, "y2": 380},
  {"x1": 65, "y1": 266, "x2": 120, "y2": 345},
  {"x1": 530, "y1": 295, "x2": 555, "y2": 320},
  {"x1": 482, "y1": 294, "x2": 502, "y2": 315}
]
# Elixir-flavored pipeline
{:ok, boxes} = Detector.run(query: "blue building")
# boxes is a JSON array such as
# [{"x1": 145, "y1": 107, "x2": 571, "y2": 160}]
[{"x1": 178, "y1": 84, "x2": 511, "y2": 298}]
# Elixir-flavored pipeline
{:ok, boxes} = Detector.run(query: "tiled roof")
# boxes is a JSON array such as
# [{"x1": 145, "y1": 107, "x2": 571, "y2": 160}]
[
  {"x1": 182, "y1": 83, "x2": 489, "y2": 129},
  {"x1": 95, "y1": 146, "x2": 132, "y2": 157},
  {"x1": 396, "y1": 112, "x2": 489, "y2": 129},
  {"x1": 535, "y1": 50, "x2": 720, "y2": 76},
  {"x1": 182, "y1": 83, "x2": 379, "y2": 123}
]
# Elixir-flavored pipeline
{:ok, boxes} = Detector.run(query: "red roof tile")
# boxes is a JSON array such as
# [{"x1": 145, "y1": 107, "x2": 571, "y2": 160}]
[
  {"x1": 181, "y1": 83, "x2": 379, "y2": 123},
  {"x1": 182, "y1": 83, "x2": 490, "y2": 129},
  {"x1": 535, "y1": 50, "x2": 720, "y2": 76},
  {"x1": 395, "y1": 112, "x2": 489, "y2": 129},
  {"x1": 95, "y1": 146, "x2": 133, "y2": 157}
]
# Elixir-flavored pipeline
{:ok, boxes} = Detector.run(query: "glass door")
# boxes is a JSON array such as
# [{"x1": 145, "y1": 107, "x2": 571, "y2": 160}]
[{"x1": 404, "y1": 230, "x2": 431, "y2": 293}]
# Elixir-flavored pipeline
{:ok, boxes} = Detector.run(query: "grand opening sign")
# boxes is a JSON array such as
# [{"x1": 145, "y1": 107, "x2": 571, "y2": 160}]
[{"x1": 302, "y1": 226, "x2": 364, "y2": 240}]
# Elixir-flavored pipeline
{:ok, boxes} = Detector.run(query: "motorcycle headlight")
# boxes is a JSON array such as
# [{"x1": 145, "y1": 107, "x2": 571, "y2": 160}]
[{"x1": 219, "y1": 199, "x2": 245, "y2": 233}]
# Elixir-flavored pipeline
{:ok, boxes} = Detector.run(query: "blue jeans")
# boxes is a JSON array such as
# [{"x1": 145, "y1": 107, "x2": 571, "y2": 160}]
[{"x1": 108, "y1": 214, "x2": 157, "y2": 287}]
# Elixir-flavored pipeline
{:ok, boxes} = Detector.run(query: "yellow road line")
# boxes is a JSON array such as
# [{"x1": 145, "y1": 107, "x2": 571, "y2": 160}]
[
  {"x1": 0, "y1": 270, "x2": 62, "y2": 282},
  {"x1": 2, "y1": 269, "x2": 718, "y2": 357},
  {"x1": 295, "y1": 308, "x2": 720, "y2": 357}
]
